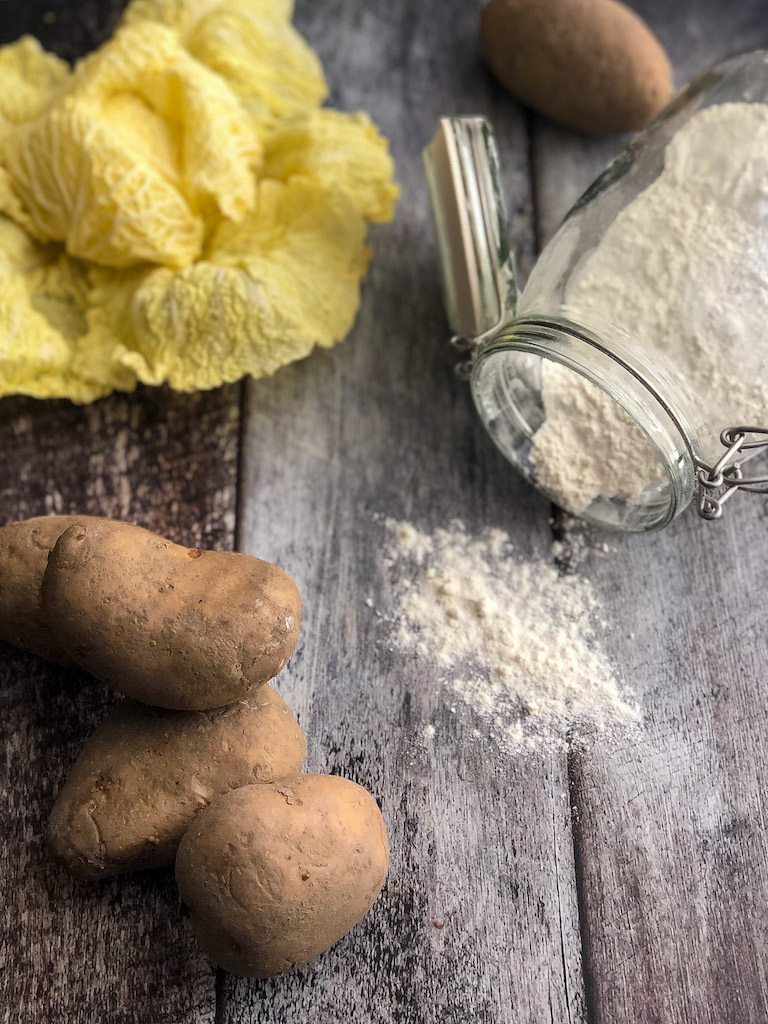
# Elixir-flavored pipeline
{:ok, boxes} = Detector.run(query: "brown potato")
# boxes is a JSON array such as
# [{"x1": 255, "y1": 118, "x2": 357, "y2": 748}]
[
  {"x1": 42, "y1": 519, "x2": 301, "y2": 709},
  {"x1": 480, "y1": 0, "x2": 673, "y2": 135},
  {"x1": 48, "y1": 684, "x2": 306, "y2": 878},
  {"x1": 175, "y1": 774, "x2": 389, "y2": 978},
  {"x1": 0, "y1": 515, "x2": 97, "y2": 663}
]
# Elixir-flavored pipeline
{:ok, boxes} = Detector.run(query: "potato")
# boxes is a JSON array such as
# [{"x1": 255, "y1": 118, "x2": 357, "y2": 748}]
[
  {"x1": 0, "y1": 515, "x2": 96, "y2": 663},
  {"x1": 48, "y1": 684, "x2": 306, "y2": 878},
  {"x1": 42, "y1": 519, "x2": 301, "y2": 709},
  {"x1": 175, "y1": 774, "x2": 389, "y2": 977},
  {"x1": 480, "y1": 0, "x2": 673, "y2": 135}
]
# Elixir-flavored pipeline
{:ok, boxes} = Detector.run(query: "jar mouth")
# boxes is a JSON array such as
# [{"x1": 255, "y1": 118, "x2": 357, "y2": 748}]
[{"x1": 470, "y1": 316, "x2": 702, "y2": 532}]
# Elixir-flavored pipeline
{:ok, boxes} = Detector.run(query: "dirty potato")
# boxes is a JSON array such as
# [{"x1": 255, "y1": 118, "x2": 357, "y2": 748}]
[
  {"x1": 480, "y1": 0, "x2": 673, "y2": 134},
  {"x1": 48, "y1": 684, "x2": 306, "y2": 878},
  {"x1": 175, "y1": 774, "x2": 389, "y2": 977},
  {"x1": 0, "y1": 515, "x2": 96, "y2": 663},
  {"x1": 42, "y1": 519, "x2": 301, "y2": 709}
]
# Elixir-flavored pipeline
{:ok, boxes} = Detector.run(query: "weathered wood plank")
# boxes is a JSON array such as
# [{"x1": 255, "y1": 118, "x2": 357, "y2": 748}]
[
  {"x1": 226, "y1": 1, "x2": 586, "y2": 1022},
  {"x1": 563, "y1": 505, "x2": 768, "y2": 1024},
  {"x1": 529, "y1": 3, "x2": 768, "y2": 1022},
  {"x1": 3, "y1": 0, "x2": 127, "y2": 64}
]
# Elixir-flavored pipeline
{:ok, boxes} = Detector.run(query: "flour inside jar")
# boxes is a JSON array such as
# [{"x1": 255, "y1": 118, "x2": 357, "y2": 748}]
[{"x1": 527, "y1": 102, "x2": 768, "y2": 514}]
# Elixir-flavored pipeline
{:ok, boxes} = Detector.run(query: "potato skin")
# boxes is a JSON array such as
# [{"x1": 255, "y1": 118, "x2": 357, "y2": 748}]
[
  {"x1": 175, "y1": 775, "x2": 390, "y2": 978},
  {"x1": 42, "y1": 519, "x2": 301, "y2": 709},
  {"x1": 48, "y1": 684, "x2": 306, "y2": 878},
  {"x1": 0, "y1": 515, "x2": 98, "y2": 663},
  {"x1": 480, "y1": 0, "x2": 673, "y2": 135}
]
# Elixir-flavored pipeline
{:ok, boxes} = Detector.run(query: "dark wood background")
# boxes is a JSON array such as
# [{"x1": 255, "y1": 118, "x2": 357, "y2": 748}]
[{"x1": 1, "y1": 1, "x2": 767, "y2": 1021}]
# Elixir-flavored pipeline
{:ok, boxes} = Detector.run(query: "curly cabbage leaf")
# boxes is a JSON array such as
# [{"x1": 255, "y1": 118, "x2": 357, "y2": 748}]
[
  {"x1": 0, "y1": 37, "x2": 72, "y2": 239},
  {"x1": 263, "y1": 109, "x2": 399, "y2": 223},
  {"x1": 116, "y1": 178, "x2": 369, "y2": 389},
  {"x1": 123, "y1": 0, "x2": 327, "y2": 128},
  {"x1": 0, "y1": 36, "x2": 69, "y2": 135},
  {"x1": 0, "y1": 0, "x2": 397, "y2": 404},
  {"x1": 0, "y1": 217, "x2": 137, "y2": 401},
  {"x1": 0, "y1": 22, "x2": 260, "y2": 267}
]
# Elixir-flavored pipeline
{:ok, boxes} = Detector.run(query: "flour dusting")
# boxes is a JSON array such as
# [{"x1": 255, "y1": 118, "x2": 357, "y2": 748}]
[{"x1": 385, "y1": 519, "x2": 637, "y2": 751}]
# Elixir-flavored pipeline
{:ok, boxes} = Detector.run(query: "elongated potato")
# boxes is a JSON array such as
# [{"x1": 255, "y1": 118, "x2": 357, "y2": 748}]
[
  {"x1": 176, "y1": 774, "x2": 389, "y2": 978},
  {"x1": 42, "y1": 519, "x2": 301, "y2": 709},
  {"x1": 0, "y1": 515, "x2": 96, "y2": 663},
  {"x1": 48, "y1": 684, "x2": 306, "y2": 878},
  {"x1": 480, "y1": 0, "x2": 673, "y2": 135}
]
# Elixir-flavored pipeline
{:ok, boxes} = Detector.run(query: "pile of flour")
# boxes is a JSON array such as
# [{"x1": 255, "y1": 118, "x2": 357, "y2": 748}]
[
  {"x1": 385, "y1": 519, "x2": 637, "y2": 751},
  {"x1": 529, "y1": 102, "x2": 768, "y2": 514}
]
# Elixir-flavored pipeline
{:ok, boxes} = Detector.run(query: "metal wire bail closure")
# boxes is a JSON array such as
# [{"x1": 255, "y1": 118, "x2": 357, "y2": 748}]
[
  {"x1": 461, "y1": 313, "x2": 768, "y2": 525},
  {"x1": 695, "y1": 428, "x2": 768, "y2": 520},
  {"x1": 449, "y1": 317, "x2": 504, "y2": 381}
]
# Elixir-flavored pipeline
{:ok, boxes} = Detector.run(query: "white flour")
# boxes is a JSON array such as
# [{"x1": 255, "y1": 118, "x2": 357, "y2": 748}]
[
  {"x1": 529, "y1": 102, "x2": 768, "y2": 513},
  {"x1": 385, "y1": 519, "x2": 637, "y2": 751}
]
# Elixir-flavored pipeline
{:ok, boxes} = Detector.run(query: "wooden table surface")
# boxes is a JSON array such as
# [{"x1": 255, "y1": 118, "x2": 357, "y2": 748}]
[{"x1": 2, "y1": 1, "x2": 768, "y2": 1022}]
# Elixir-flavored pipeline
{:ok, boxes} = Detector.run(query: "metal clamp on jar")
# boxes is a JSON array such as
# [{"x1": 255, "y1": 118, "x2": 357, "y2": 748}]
[{"x1": 424, "y1": 52, "x2": 768, "y2": 533}]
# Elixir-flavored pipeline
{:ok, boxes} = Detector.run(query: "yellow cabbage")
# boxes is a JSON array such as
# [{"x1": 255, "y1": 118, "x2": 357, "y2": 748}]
[
  {"x1": 0, "y1": 37, "x2": 72, "y2": 240},
  {"x1": 0, "y1": 36, "x2": 69, "y2": 135},
  {"x1": 0, "y1": 217, "x2": 134, "y2": 402},
  {"x1": 115, "y1": 178, "x2": 369, "y2": 390},
  {"x1": 0, "y1": 0, "x2": 397, "y2": 403},
  {"x1": 123, "y1": 0, "x2": 327, "y2": 128},
  {"x1": 263, "y1": 109, "x2": 399, "y2": 223},
  {"x1": 122, "y1": 0, "x2": 295, "y2": 35},
  {"x1": 0, "y1": 21, "x2": 260, "y2": 267}
]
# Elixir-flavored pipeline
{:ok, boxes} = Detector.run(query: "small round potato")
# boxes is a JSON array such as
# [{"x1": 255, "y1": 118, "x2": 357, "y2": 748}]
[
  {"x1": 42, "y1": 519, "x2": 301, "y2": 709},
  {"x1": 175, "y1": 774, "x2": 389, "y2": 977},
  {"x1": 48, "y1": 684, "x2": 306, "y2": 878},
  {"x1": 0, "y1": 515, "x2": 97, "y2": 663}
]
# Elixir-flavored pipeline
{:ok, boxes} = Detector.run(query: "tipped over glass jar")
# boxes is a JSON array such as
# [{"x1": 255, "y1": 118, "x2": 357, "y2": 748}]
[{"x1": 424, "y1": 51, "x2": 768, "y2": 532}]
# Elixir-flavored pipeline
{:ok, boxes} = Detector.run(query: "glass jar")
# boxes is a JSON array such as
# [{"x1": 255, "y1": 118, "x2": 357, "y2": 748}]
[{"x1": 424, "y1": 51, "x2": 768, "y2": 532}]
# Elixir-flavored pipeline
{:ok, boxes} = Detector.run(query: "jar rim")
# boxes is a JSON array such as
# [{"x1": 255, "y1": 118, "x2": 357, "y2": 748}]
[{"x1": 470, "y1": 315, "x2": 702, "y2": 531}]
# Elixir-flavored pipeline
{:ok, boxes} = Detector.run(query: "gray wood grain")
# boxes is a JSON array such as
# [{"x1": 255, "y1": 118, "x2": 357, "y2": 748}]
[
  {"x1": 226, "y1": 1, "x2": 587, "y2": 1022},
  {"x1": 529, "y1": 2, "x2": 768, "y2": 1022},
  {"x1": 568, "y1": 508, "x2": 768, "y2": 1024}
]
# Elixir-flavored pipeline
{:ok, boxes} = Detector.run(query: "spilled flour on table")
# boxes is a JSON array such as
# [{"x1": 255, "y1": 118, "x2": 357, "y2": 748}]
[{"x1": 384, "y1": 519, "x2": 637, "y2": 751}]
